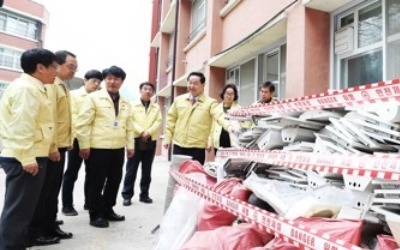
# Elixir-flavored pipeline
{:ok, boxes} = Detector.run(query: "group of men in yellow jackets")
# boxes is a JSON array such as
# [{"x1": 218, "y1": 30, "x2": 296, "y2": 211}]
[
  {"x1": 0, "y1": 48, "x2": 163, "y2": 249},
  {"x1": 0, "y1": 48, "x2": 276, "y2": 250}
]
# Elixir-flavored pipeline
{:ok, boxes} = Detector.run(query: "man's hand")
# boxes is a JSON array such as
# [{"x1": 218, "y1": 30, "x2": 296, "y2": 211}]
[
  {"x1": 49, "y1": 151, "x2": 61, "y2": 162},
  {"x1": 23, "y1": 162, "x2": 39, "y2": 176},
  {"x1": 141, "y1": 131, "x2": 151, "y2": 140},
  {"x1": 79, "y1": 148, "x2": 90, "y2": 160},
  {"x1": 163, "y1": 143, "x2": 170, "y2": 150},
  {"x1": 206, "y1": 146, "x2": 212, "y2": 152},
  {"x1": 127, "y1": 149, "x2": 135, "y2": 158}
]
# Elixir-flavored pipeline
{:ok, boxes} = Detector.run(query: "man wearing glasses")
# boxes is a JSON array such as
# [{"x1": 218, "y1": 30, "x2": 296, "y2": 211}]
[{"x1": 28, "y1": 50, "x2": 76, "y2": 246}]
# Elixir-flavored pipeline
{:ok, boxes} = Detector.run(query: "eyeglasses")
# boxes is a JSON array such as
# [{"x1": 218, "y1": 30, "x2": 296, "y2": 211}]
[{"x1": 66, "y1": 64, "x2": 79, "y2": 72}]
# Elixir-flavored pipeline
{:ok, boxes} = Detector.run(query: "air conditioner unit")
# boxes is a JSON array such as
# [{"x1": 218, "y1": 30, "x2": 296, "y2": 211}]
[{"x1": 334, "y1": 26, "x2": 354, "y2": 55}]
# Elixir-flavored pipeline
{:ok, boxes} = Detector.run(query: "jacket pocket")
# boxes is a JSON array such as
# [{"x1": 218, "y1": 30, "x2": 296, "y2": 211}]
[{"x1": 36, "y1": 125, "x2": 53, "y2": 144}]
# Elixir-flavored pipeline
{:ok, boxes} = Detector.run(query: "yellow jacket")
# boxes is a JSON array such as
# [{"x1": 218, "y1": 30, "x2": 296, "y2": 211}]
[
  {"x1": 210, "y1": 102, "x2": 241, "y2": 148},
  {"x1": 0, "y1": 73, "x2": 54, "y2": 165},
  {"x1": 75, "y1": 89, "x2": 134, "y2": 150},
  {"x1": 70, "y1": 86, "x2": 90, "y2": 140},
  {"x1": 164, "y1": 93, "x2": 231, "y2": 149},
  {"x1": 45, "y1": 76, "x2": 72, "y2": 151},
  {"x1": 131, "y1": 100, "x2": 162, "y2": 140}
]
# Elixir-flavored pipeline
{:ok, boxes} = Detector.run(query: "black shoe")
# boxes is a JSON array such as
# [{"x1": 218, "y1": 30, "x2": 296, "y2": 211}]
[
  {"x1": 123, "y1": 199, "x2": 132, "y2": 206},
  {"x1": 139, "y1": 196, "x2": 153, "y2": 204},
  {"x1": 62, "y1": 206, "x2": 78, "y2": 216},
  {"x1": 31, "y1": 235, "x2": 60, "y2": 246},
  {"x1": 90, "y1": 217, "x2": 109, "y2": 228},
  {"x1": 56, "y1": 219, "x2": 64, "y2": 225},
  {"x1": 48, "y1": 228, "x2": 73, "y2": 239},
  {"x1": 106, "y1": 211, "x2": 125, "y2": 221}
]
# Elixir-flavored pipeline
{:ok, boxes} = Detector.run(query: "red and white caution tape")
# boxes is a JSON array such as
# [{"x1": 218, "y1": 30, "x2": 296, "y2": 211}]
[
  {"x1": 170, "y1": 168, "x2": 364, "y2": 250},
  {"x1": 229, "y1": 79, "x2": 400, "y2": 116},
  {"x1": 217, "y1": 149, "x2": 400, "y2": 180}
]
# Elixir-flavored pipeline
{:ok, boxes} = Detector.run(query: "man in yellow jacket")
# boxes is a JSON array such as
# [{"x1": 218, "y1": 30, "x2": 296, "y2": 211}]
[
  {"x1": 76, "y1": 65, "x2": 134, "y2": 228},
  {"x1": 163, "y1": 71, "x2": 233, "y2": 165},
  {"x1": 62, "y1": 69, "x2": 102, "y2": 216},
  {"x1": 121, "y1": 82, "x2": 162, "y2": 206},
  {"x1": 0, "y1": 48, "x2": 58, "y2": 249},
  {"x1": 28, "y1": 50, "x2": 76, "y2": 244}
]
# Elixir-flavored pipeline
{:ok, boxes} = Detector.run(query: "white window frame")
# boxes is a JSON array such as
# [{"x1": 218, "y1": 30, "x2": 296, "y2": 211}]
[
  {"x1": 0, "y1": 10, "x2": 39, "y2": 40},
  {"x1": 333, "y1": 0, "x2": 386, "y2": 89},
  {"x1": 263, "y1": 48, "x2": 282, "y2": 99},
  {"x1": 188, "y1": 0, "x2": 206, "y2": 43},
  {"x1": 227, "y1": 57, "x2": 259, "y2": 105},
  {"x1": 0, "y1": 46, "x2": 23, "y2": 70}
]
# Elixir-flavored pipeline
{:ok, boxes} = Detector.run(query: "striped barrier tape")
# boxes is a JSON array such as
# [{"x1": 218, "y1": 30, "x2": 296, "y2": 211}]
[
  {"x1": 229, "y1": 79, "x2": 400, "y2": 116},
  {"x1": 216, "y1": 149, "x2": 400, "y2": 180},
  {"x1": 170, "y1": 168, "x2": 365, "y2": 250}
]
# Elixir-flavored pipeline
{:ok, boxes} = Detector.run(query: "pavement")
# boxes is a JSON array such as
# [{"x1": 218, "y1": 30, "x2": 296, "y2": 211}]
[{"x1": 0, "y1": 156, "x2": 170, "y2": 250}]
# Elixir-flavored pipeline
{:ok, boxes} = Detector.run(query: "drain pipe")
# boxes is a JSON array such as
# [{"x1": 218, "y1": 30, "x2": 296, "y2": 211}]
[{"x1": 168, "y1": 0, "x2": 180, "y2": 161}]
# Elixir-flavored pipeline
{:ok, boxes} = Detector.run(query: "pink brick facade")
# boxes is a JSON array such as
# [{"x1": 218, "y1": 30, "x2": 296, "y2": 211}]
[
  {"x1": 0, "y1": 0, "x2": 48, "y2": 84},
  {"x1": 149, "y1": 0, "x2": 393, "y2": 156}
]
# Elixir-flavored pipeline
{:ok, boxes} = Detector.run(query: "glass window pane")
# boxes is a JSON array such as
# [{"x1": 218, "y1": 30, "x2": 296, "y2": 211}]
[
  {"x1": 17, "y1": 20, "x2": 28, "y2": 37},
  {"x1": 387, "y1": 0, "x2": 400, "y2": 36},
  {"x1": 4, "y1": 55, "x2": 13, "y2": 67},
  {"x1": 239, "y1": 59, "x2": 255, "y2": 106},
  {"x1": 279, "y1": 44, "x2": 286, "y2": 99},
  {"x1": 6, "y1": 16, "x2": 18, "y2": 34},
  {"x1": 340, "y1": 13, "x2": 354, "y2": 28},
  {"x1": 387, "y1": 41, "x2": 400, "y2": 79},
  {"x1": 265, "y1": 52, "x2": 279, "y2": 98},
  {"x1": 27, "y1": 22, "x2": 37, "y2": 39},
  {"x1": 266, "y1": 52, "x2": 279, "y2": 82},
  {"x1": 0, "y1": 13, "x2": 6, "y2": 30},
  {"x1": 342, "y1": 50, "x2": 382, "y2": 87},
  {"x1": 358, "y1": 2, "x2": 382, "y2": 48}
]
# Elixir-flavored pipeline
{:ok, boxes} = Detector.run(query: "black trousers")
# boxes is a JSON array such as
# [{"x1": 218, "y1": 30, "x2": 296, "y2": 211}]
[
  {"x1": 173, "y1": 144, "x2": 205, "y2": 165},
  {"x1": 30, "y1": 148, "x2": 66, "y2": 235},
  {"x1": 62, "y1": 139, "x2": 89, "y2": 208},
  {"x1": 0, "y1": 158, "x2": 47, "y2": 250},
  {"x1": 87, "y1": 148, "x2": 125, "y2": 220},
  {"x1": 121, "y1": 140, "x2": 156, "y2": 200}
]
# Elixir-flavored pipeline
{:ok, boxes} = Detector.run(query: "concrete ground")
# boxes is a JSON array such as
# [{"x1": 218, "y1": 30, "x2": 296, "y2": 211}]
[{"x1": 0, "y1": 156, "x2": 170, "y2": 250}]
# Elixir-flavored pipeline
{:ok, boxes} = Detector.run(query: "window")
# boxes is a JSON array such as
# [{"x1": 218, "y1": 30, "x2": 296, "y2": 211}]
[
  {"x1": 188, "y1": 0, "x2": 206, "y2": 42},
  {"x1": 358, "y1": 2, "x2": 382, "y2": 48},
  {"x1": 341, "y1": 49, "x2": 383, "y2": 87},
  {"x1": 387, "y1": 0, "x2": 400, "y2": 79},
  {"x1": 334, "y1": 1, "x2": 384, "y2": 88},
  {"x1": 226, "y1": 44, "x2": 286, "y2": 105},
  {"x1": 0, "y1": 47, "x2": 22, "y2": 70},
  {"x1": 0, "y1": 10, "x2": 40, "y2": 40},
  {"x1": 334, "y1": 0, "x2": 400, "y2": 87},
  {"x1": 262, "y1": 44, "x2": 286, "y2": 99},
  {"x1": 227, "y1": 59, "x2": 256, "y2": 106},
  {"x1": 239, "y1": 59, "x2": 256, "y2": 106}
]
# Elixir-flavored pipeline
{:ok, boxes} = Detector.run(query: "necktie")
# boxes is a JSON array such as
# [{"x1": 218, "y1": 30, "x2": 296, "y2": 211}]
[{"x1": 191, "y1": 98, "x2": 196, "y2": 105}]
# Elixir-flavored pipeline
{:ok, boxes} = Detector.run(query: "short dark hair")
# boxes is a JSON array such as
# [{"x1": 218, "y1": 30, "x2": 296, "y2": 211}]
[
  {"x1": 21, "y1": 48, "x2": 57, "y2": 74},
  {"x1": 139, "y1": 81, "x2": 155, "y2": 91},
  {"x1": 259, "y1": 81, "x2": 275, "y2": 93},
  {"x1": 55, "y1": 50, "x2": 76, "y2": 65},
  {"x1": 84, "y1": 69, "x2": 103, "y2": 81},
  {"x1": 187, "y1": 71, "x2": 205, "y2": 84},
  {"x1": 219, "y1": 83, "x2": 238, "y2": 101},
  {"x1": 102, "y1": 65, "x2": 126, "y2": 80}
]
